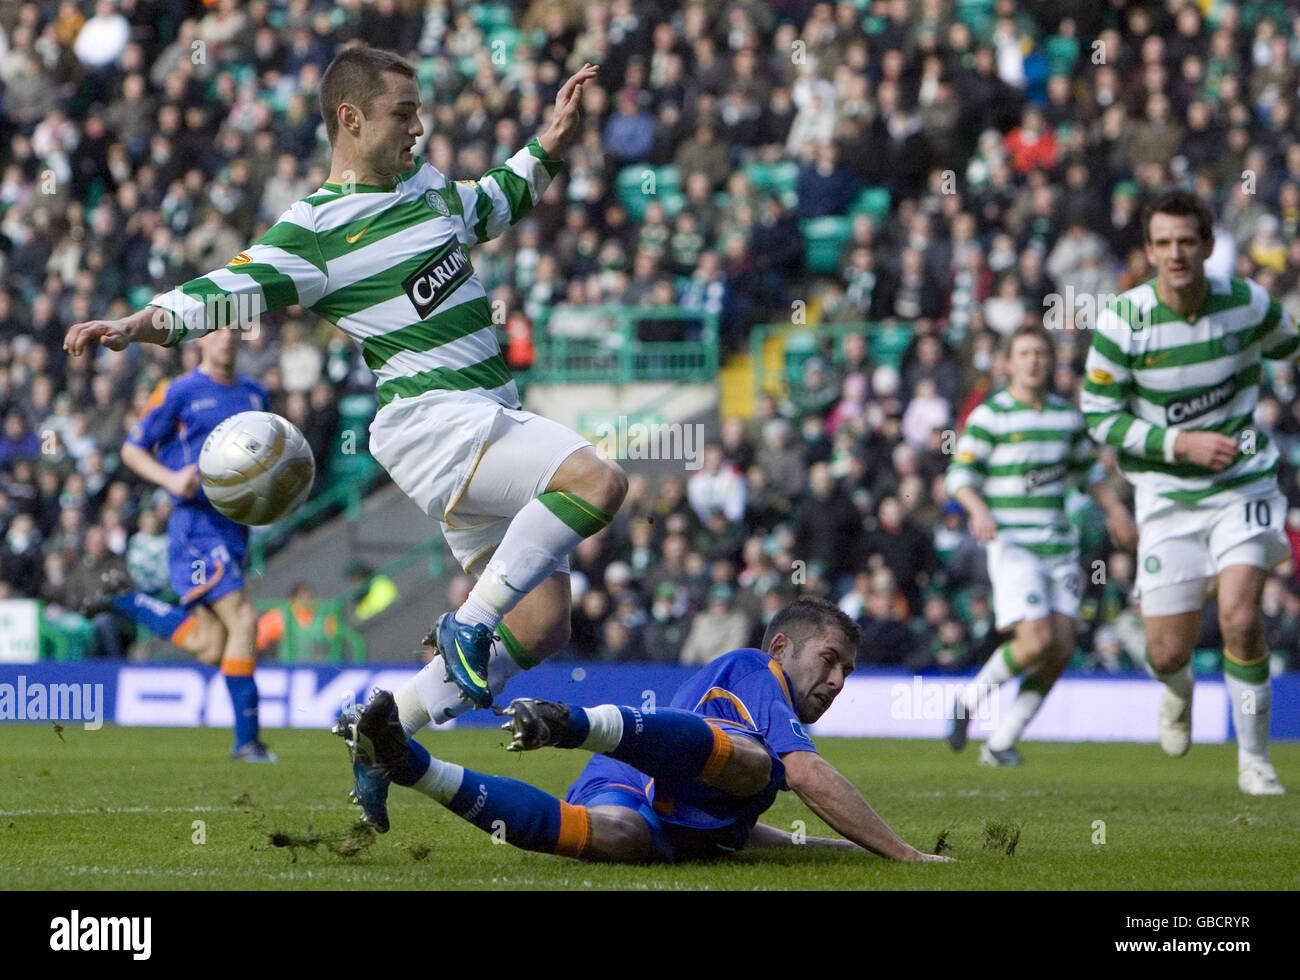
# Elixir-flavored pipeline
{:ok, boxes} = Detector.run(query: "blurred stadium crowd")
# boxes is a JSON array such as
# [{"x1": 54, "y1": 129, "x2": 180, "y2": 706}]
[{"x1": 4, "y1": 0, "x2": 1300, "y2": 671}]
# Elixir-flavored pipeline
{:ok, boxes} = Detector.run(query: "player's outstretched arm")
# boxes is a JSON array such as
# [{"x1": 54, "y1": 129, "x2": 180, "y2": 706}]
[
  {"x1": 70, "y1": 209, "x2": 328, "y2": 355},
  {"x1": 64, "y1": 306, "x2": 170, "y2": 356},
  {"x1": 783, "y1": 750, "x2": 951, "y2": 861},
  {"x1": 747, "y1": 822, "x2": 859, "y2": 849}
]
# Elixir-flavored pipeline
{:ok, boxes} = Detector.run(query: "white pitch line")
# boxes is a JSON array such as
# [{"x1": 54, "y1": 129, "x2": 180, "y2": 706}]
[{"x1": 0, "y1": 803, "x2": 340, "y2": 817}]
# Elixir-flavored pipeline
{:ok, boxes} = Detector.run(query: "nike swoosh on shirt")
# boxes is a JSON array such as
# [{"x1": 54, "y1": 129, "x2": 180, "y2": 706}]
[{"x1": 345, "y1": 224, "x2": 373, "y2": 244}]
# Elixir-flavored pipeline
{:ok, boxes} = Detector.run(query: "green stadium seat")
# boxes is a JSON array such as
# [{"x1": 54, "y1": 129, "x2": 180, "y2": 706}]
[
  {"x1": 655, "y1": 164, "x2": 681, "y2": 192},
  {"x1": 659, "y1": 190, "x2": 686, "y2": 217},
  {"x1": 616, "y1": 164, "x2": 659, "y2": 220},
  {"x1": 744, "y1": 160, "x2": 797, "y2": 198},
  {"x1": 486, "y1": 27, "x2": 522, "y2": 60},
  {"x1": 471, "y1": 3, "x2": 514, "y2": 29},
  {"x1": 848, "y1": 186, "x2": 890, "y2": 224},
  {"x1": 869, "y1": 323, "x2": 914, "y2": 370},
  {"x1": 417, "y1": 58, "x2": 438, "y2": 90},
  {"x1": 799, "y1": 215, "x2": 852, "y2": 275},
  {"x1": 1042, "y1": 35, "x2": 1079, "y2": 74},
  {"x1": 955, "y1": 0, "x2": 995, "y2": 37},
  {"x1": 328, "y1": 393, "x2": 378, "y2": 480}
]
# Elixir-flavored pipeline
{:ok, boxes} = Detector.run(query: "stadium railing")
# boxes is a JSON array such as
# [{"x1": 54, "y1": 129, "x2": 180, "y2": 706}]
[
  {"x1": 749, "y1": 321, "x2": 916, "y2": 401},
  {"x1": 521, "y1": 305, "x2": 719, "y2": 385}
]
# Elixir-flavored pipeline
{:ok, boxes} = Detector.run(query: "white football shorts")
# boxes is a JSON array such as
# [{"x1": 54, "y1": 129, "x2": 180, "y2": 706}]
[
  {"x1": 369, "y1": 390, "x2": 590, "y2": 573},
  {"x1": 1135, "y1": 485, "x2": 1289, "y2": 617},
  {"x1": 986, "y1": 539, "x2": 1082, "y2": 630}
]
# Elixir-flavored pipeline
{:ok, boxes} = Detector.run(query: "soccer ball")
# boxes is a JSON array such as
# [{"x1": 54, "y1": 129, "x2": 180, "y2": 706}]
[{"x1": 199, "y1": 411, "x2": 315, "y2": 526}]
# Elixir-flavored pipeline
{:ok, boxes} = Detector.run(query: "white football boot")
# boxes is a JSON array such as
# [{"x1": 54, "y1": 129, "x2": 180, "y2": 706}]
[{"x1": 1238, "y1": 758, "x2": 1285, "y2": 796}]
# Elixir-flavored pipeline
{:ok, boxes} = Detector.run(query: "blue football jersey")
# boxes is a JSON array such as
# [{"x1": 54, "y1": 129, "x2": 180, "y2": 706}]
[
  {"x1": 127, "y1": 368, "x2": 268, "y2": 516},
  {"x1": 566, "y1": 649, "x2": 817, "y2": 848}
]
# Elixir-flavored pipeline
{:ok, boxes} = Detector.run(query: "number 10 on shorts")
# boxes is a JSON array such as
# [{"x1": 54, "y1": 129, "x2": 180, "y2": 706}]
[{"x1": 1244, "y1": 501, "x2": 1272, "y2": 527}]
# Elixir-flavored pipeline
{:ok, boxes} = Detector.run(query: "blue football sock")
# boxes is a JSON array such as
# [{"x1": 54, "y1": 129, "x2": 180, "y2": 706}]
[
  {"x1": 223, "y1": 672, "x2": 259, "y2": 747},
  {"x1": 561, "y1": 706, "x2": 729, "y2": 782},
  {"x1": 445, "y1": 766, "x2": 589, "y2": 857},
  {"x1": 112, "y1": 592, "x2": 187, "y2": 638},
  {"x1": 404, "y1": 740, "x2": 589, "y2": 856}
]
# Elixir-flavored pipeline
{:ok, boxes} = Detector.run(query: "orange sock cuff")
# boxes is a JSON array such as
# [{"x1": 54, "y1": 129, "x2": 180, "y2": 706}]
[
  {"x1": 553, "y1": 802, "x2": 591, "y2": 858},
  {"x1": 700, "y1": 726, "x2": 734, "y2": 783},
  {"x1": 220, "y1": 657, "x2": 256, "y2": 677},
  {"x1": 171, "y1": 615, "x2": 198, "y2": 647}
]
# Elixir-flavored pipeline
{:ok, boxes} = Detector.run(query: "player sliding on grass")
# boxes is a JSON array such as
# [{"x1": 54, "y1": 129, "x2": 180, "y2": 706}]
[
  {"x1": 1082, "y1": 189, "x2": 1293, "y2": 795},
  {"x1": 337, "y1": 597, "x2": 950, "y2": 861},
  {"x1": 64, "y1": 48, "x2": 625, "y2": 823},
  {"x1": 945, "y1": 324, "x2": 1136, "y2": 765}
]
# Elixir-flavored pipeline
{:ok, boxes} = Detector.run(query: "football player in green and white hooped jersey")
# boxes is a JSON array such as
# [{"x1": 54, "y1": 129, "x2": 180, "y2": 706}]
[
  {"x1": 64, "y1": 48, "x2": 629, "y2": 829},
  {"x1": 1081, "y1": 189, "x2": 1292, "y2": 795},
  {"x1": 945, "y1": 324, "x2": 1136, "y2": 765}
]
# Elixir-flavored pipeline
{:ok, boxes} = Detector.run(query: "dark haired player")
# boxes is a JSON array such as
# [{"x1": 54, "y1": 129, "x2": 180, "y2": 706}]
[
  {"x1": 337, "y1": 597, "x2": 950, "y2": 862},
  {"x1": 65, "y1": 48, "x2": 625, "y2": 817},
  {"x1": 1081, "y1": 189, "x2": 1292, "y2": 794}
]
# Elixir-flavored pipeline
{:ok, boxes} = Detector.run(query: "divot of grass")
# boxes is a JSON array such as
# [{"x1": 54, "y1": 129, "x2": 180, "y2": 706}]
[
  {"x1": 982, "y1": 819, "x2": 1022, "y2": 856},
  {"x1": 933, "y1": 827, "x2": 951, "y2": 855},
  {"x1": 267, "y1": 821, "x2": 377, "y2": 861}
]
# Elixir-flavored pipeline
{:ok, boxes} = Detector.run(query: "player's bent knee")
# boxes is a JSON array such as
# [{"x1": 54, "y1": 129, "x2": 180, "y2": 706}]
[
  {"x1": 584, "y1": 458, "x2": 628, "y2": 513},
  {"x1": 584, "y1": 806, "x2": 652, "y2": 862},
  {"x1": 1146, "y1": 641, "x2": 1191, "y2": 674},
  {"x1": 552, "y1": 450, "x2": 628, "y2": 514},
  {"x1": 1218, "y1": 604, "x2": 1261, "y2": 644},
  {"x1": 1018, "y1": 619, "x2": 1054, "y2": 660}
]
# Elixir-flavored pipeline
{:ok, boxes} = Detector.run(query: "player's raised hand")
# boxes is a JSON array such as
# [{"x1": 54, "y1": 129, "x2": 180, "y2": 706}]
[
  {"x1": 539, "y1": 63, "x2": 598, "y2": 157},
  {"x1": 1173, "y1": 430, "x2": 1239, "y2": 471},
  {"x1": 168, "y1": 464, "x2": 201, "y2": 500}
]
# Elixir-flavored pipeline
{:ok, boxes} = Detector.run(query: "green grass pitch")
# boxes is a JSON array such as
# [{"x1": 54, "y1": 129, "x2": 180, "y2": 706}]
[{"x1": 3, "y1": 724, "x2": 1297, "y2": 890}]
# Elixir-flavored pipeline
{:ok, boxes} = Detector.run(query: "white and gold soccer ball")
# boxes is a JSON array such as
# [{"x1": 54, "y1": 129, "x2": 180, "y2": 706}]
[{"x1": 199, "y1": 411, "x2": 315, "y2": 526}]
